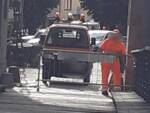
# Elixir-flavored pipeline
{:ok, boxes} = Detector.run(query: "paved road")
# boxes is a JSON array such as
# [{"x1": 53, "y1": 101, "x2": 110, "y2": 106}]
[{"x1": 0, "y1": 65, "x2": 116, "y2": 113}]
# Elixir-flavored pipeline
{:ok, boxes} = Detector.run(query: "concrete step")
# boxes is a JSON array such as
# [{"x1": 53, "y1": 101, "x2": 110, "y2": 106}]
[{"x1": 112, "y1": 92, "x2": 150, "y2": 113}]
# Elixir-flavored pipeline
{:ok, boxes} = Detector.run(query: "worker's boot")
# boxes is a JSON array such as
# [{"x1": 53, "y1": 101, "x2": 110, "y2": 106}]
[
  {"x1": 43, "y1": 81, "x2": 48, "y2": 87},
  {"x1": 102, "y1": 90, "x2": 108, "y2": 96}
]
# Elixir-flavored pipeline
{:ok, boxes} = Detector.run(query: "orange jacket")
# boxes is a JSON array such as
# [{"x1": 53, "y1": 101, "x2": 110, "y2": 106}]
[{"x1": 100, "y1": 38, "x2": 126, "y2": 56}]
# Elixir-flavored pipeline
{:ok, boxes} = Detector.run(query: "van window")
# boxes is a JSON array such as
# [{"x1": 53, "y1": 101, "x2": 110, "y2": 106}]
[{"x1": 46, "y1": 27, "x2": 89, "y2": 48}]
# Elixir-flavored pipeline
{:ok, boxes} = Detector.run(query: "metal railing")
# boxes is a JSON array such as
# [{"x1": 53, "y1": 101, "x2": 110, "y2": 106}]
[
  {"x1": 132, "y1": 47, "x2": 150, "y2": 103},
  {"x1": 36, "y1": 49, "x2": 130, "y2": 92}
]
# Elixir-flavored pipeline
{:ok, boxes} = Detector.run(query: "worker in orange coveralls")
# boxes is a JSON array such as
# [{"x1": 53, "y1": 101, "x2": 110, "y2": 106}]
[{"x1": 100, "y1": 29, "x2": 126, "y2": 96}]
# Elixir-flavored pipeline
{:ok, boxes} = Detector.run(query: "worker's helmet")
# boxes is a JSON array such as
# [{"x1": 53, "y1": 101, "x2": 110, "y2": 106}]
[
  {"x1": 68, "y1": 12, "x2": 73, "y2": 16},
  {"x1": 67, "y1": 12, "x2": 73, "y2": 21},
  {"x1": 56, "y1": 12, "x2": 59, "y2": 15},
  {"x1": 102, "y1": 26, "x2": 107, "y2": 30},
  {"x1": 55, "y1": 12, "x2": 60, "y2": 18},
  {"x1": 80, "y1": 13, "x2": 85, "y2": 22},
  {"x1": 55, "y1": 12, "x2": 60, "y2": 21}
]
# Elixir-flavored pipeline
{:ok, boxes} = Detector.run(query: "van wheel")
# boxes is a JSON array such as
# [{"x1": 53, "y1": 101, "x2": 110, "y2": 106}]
[{"x1": 42, "y1": 62, "x2": 51, "y2": 85}]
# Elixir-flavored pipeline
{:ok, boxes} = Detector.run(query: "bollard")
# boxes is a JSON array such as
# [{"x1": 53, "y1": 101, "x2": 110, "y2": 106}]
[{"x1": 8, "y1": 66, "x2": 20, "y2": 84}]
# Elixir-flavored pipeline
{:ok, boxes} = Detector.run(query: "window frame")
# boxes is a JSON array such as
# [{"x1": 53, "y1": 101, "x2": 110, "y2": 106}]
[{"x1": 64, "y1": 0, "x2": 72, "y2": 11}]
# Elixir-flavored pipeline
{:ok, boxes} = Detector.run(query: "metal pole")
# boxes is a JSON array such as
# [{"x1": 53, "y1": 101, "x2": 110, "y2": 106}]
[
  {"x1": 0, "y1": 0, "x2": 9, "y2": 74},
  {"x1": 125, "y1": 0, "x2": 150, "y2": 89}
]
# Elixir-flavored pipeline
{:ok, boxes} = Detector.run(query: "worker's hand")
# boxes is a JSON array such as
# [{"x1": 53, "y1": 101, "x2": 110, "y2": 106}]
[
  {"x1": 92, "y1": 46, "x2": 99, "y2": 52},
  {"x1": 125, "y1": 53, "x2": 134, "y2": 59}
]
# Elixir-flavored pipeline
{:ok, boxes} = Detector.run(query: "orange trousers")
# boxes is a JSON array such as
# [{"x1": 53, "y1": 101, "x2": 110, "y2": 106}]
[{"x1": 101, "y1": 59, "x2": 121, "y2": 90}]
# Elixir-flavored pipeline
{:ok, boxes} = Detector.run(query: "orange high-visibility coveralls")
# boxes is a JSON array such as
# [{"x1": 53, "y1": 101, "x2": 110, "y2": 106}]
[{"x1": 100, "y1": 37, "x2": 126, "y2": 90}]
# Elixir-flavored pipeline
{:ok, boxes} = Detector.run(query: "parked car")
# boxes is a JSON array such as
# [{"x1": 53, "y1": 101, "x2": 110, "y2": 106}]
[
  {"x1": 71, "y1": 20, "x2": 100, "y2": 30},
  {"x1": 88, "y1": 30, "x2": 114, "y2": 46},
  {"x1": 21, "y1": 28, "x2": 48, "y2": 43},
  {"x1": 82, "y1": 21, "x2": 100, "y2": 30},
  {"x1": 42, "y1": 23, "x2": 94, "y2": 85},
  {"x1": 7, "y1": 28, "x2": 48, "y2": 68}
]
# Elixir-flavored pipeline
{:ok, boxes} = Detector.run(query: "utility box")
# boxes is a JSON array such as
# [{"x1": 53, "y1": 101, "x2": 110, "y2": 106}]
[
  {"x1": 0, "y1": 73, "x2": 14, "y2": 88},
  {"x1": 132, "y1": 47, "x2": 150, "y2": 103}
]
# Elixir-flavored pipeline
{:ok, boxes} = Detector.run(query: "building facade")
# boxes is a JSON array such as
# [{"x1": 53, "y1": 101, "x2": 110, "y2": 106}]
[
  {"x1": 8, "y1": 0, "x2": 24, "y2": 38},
  {"x1": 58, "y1": 0, "x2": 90, "y2": 20},
  {"x1": 46, "y1": 0, "x2": 91, "y2": 26}
]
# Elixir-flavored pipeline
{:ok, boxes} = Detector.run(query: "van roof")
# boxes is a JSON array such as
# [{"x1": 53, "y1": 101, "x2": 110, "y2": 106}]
[{"x1": 50, "y1": 23, "x2": 88, "y2": 30}]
